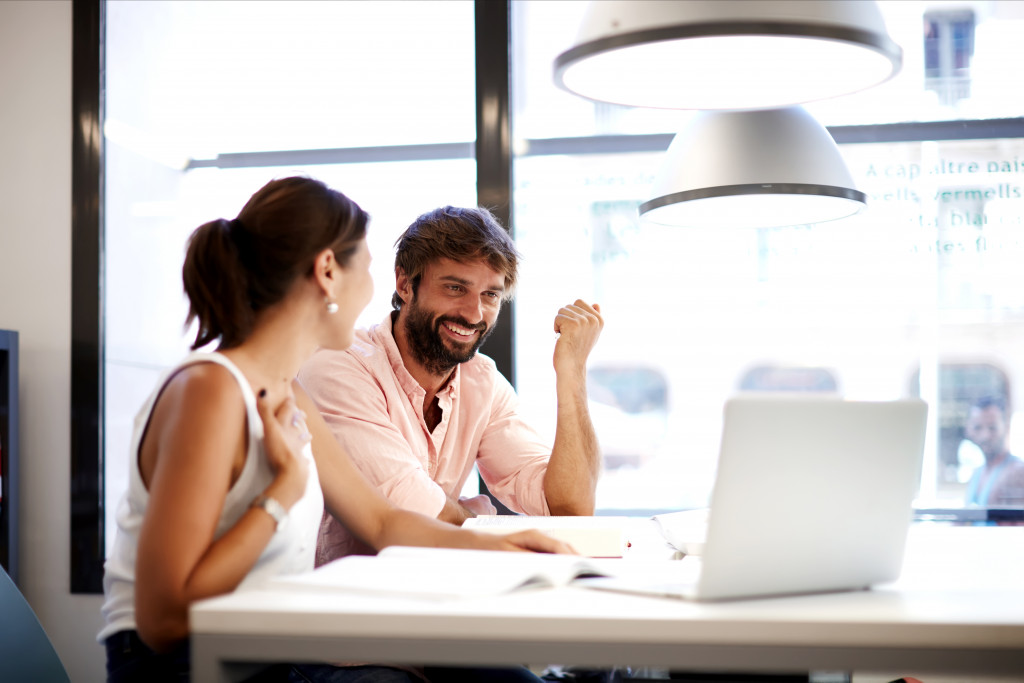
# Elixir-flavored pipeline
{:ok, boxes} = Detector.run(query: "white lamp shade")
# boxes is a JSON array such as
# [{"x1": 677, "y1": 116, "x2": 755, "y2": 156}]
[
  {"x1": 640, "y1": 107, "x2": 865, "y2": 228},
  {"x1": 554, "y1": 0, "x2": 902, "y2": 110}
]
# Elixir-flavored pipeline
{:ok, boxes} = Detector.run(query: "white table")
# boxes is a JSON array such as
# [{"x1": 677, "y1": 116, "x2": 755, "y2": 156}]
[{"x1": 191, "y1": 524, "x2": 1024, "y2": 682}]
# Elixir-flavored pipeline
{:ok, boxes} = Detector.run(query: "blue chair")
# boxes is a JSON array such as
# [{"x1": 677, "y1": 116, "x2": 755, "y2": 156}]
[{"x1": 0, "y1": 564, "x2": 70, "y2": 682}]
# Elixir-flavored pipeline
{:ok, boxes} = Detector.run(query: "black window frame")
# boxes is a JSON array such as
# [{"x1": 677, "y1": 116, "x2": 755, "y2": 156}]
[{"x1": 71, "y1": 0, "x2": 104, "y2": 594}]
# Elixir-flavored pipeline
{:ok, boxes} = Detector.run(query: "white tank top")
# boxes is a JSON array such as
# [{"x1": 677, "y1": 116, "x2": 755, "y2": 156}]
[{"x1": 98, "y1": 352, "x2": 323, "y2": 642}]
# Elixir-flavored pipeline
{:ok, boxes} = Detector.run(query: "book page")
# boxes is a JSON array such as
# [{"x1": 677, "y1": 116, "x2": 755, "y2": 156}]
[
  {"x1": 267, "y1": 546, "x2": 609, "y2": 600},
  {"x1": 463, "y1": 515, "x2": 632, "y2": 557}
]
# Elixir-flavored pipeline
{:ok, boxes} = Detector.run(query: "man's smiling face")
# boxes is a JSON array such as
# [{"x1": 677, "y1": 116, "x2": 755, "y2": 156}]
[{"x1": 399, "y1": 257, "x2": 504, "y2": 376}]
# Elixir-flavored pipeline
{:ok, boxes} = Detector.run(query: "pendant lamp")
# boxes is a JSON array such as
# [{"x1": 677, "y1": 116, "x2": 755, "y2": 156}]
[
  {"x1": 639, "y1": 107, "x2": 865, "y2": 228},
  {"x1": 553, "y1": 0, "x2": 902, "y2": 111}
]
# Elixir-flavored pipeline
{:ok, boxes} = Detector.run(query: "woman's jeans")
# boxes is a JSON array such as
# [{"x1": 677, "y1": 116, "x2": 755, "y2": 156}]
[{"x1": 107, "y1": 630, "x2": 544, "y2": 683}]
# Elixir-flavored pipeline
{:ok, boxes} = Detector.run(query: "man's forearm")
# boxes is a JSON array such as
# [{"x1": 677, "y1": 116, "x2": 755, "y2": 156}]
[
  {"x1": 543, "y1": 372, "x2": 600, "y2": 515},
  {"x1": 544, "y1": 299, "x2": 603, "y2": 515}
]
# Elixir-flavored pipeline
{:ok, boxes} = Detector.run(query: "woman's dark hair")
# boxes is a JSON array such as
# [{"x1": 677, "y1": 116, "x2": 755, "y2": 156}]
[{"x1": 183, "y1": 176, "x2": 369, "y2": 350}]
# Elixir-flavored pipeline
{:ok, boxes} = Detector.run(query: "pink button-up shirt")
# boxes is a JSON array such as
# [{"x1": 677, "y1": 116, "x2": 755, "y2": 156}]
[{"x1": 298, "y1": 313, "x2": 552, "y2": 565}]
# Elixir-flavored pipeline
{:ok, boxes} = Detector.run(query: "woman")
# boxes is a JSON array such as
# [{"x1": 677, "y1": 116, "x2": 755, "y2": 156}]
[{"x1": 98, "y1": 176, "x2": 568, "y2": 682}]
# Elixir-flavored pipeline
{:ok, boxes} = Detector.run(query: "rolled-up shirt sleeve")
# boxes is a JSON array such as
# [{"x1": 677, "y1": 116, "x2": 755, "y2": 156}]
[{"x1": 475, "y1": 371, "x2": 552, "y2": 516}]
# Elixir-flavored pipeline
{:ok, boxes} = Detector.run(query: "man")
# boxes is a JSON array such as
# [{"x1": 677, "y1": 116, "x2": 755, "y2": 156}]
[
  {"x1": 963, "y1": 396, "x2": 1024, "y2": 507},
  {"x1": 298, "y1": 205, "x2": 604, "y2": 564}
]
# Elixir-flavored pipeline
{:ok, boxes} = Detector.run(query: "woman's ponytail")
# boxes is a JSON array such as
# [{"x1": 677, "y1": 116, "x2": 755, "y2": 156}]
[
  {"x1": 182, "y1": 218, "x2": 253, "y2": 349},
  {"x1": 181, "y1": 176, "x2": 368, "y2": 350}
]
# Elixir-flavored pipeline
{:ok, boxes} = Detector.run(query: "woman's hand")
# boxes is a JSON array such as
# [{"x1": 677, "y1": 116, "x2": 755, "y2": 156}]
[
  {"x1": 476, "y1": 529, "x2": 578, "y2": 555},
  {"x1": 256, "y1": 389, "x2": 310, "y2": 509}
]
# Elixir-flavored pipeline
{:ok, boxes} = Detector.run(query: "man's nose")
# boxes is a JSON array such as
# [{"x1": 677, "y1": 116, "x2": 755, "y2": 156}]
[{"x1": 458, "y1": 297, "x2": 484, "y2": 324}]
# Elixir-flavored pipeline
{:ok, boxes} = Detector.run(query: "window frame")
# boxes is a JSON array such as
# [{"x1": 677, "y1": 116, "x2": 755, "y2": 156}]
[
  {"x1": 71, "y1": 0, "x2": 1024, "y2": 592},
  {"x1": 71, "y1": 0, "x2": 104, "y2": 594}
]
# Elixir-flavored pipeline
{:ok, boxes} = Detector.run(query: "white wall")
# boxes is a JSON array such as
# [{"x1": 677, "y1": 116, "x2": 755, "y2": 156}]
[{"x1": 0, "y1": 2, "x2": 106, "y2": 681}]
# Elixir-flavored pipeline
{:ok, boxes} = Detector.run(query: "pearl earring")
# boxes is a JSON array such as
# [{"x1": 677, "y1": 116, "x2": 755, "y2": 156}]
[{"x1": 325, "y1": 298, "x2": 339, "y2": 315}]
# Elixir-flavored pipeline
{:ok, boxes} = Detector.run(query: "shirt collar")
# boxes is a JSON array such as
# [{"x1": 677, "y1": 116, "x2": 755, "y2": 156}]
[{"x1": 378, "y1": 311, "x2": 460, "y2": 399}]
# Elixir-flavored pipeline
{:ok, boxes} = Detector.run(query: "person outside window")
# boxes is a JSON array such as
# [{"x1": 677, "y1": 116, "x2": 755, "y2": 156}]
[{"x1": 963, "y1": 396, "x2": 1024, "y2": 507}]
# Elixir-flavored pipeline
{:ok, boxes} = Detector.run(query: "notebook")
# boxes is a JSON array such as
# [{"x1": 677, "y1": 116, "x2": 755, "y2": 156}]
[{"x1": 580, "y1": 395, "x2": 929, "y2": 601}]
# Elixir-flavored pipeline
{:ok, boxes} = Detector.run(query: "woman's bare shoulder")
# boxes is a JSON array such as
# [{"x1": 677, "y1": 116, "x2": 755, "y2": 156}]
[{"x1": 155, "y1": 360, "x2": 247, "y2": 421}]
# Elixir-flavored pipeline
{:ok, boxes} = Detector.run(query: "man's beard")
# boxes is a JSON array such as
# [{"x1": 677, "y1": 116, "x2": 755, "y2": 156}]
[{"x1": 403, "y1": 297, "x2": 493, "y2": 376}]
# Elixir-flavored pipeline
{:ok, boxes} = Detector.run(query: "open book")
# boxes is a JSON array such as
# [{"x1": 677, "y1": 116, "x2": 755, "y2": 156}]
[
  {"x1": 462, "y1": 515, "x2": 632, "y2": 557},
  {"x1": 267, "y1": 546, "x2": 621, "y2": 600}
]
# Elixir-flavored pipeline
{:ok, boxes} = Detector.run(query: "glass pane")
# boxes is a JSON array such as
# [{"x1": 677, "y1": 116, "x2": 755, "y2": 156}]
[
  {"x1": 512, "y1": 137, "x2": 1024, "y2": 513},
  {"x1": 514, "y1": 0, "x2": 1024, "y2": 138},
  {"x1": 104, "y1": 160, "x2": 477, "y2": 546},
  {"x1": 103, "y1": 0, "x2": 476, "y2": 554},
  {"x1": 105, "y1": 0, "x2": 475, "y2": 153},
  {"x1": 512, "y1": 0, "x2": 1024, "y2": 513}
]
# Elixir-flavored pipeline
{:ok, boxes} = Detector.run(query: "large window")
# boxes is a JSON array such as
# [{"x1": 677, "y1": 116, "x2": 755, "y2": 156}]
[
  {"x1": 74, "y1": 0, "x2": 1024, "y2": 591},
  {"x1": 510, "y1": 0, "x2": 1024, "y2": 512}
]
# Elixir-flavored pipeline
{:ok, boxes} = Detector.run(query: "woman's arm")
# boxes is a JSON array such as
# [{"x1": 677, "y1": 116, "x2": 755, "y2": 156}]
[
  {"x1": 135, "y1": 365, "x2": 308, "y2": 652},
  {"x1": 294, "y1": 382, "x2": 572, "y2": 555}
]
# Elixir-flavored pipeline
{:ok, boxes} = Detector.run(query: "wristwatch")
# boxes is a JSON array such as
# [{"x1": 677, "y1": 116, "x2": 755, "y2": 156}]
[{"x1": 251, "y1": 494, "x2": 288, "y2": 531}]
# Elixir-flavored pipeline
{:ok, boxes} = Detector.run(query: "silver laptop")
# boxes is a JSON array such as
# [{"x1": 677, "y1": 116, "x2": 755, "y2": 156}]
[{"x1": 582, "y1": 395, "x2": 928, "y2": 601}]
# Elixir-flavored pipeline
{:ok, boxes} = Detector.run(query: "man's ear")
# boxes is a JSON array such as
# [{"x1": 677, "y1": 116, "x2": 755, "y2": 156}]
[
  {"x1": 313, "y1": 248, "x2": 337, "y2": 295},
  {"x1": 394, "y1": 266, "x2": 412, "y2": 305}
]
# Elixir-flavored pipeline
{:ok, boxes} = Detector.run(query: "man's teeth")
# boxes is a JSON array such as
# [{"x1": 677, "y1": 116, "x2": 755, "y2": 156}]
[{"x1": 444, "y1": 322, "x2": 474, "y2": 336}]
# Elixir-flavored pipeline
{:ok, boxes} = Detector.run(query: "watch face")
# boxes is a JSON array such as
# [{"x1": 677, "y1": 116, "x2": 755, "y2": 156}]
[{"x1": 254, "y1": 495, "x2": 287, "y2": 529}]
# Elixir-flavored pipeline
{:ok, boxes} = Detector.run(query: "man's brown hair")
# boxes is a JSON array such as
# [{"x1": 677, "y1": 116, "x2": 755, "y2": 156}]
[{"x1": 391, "y1": 206, "x2": 520, "y2": 309}]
